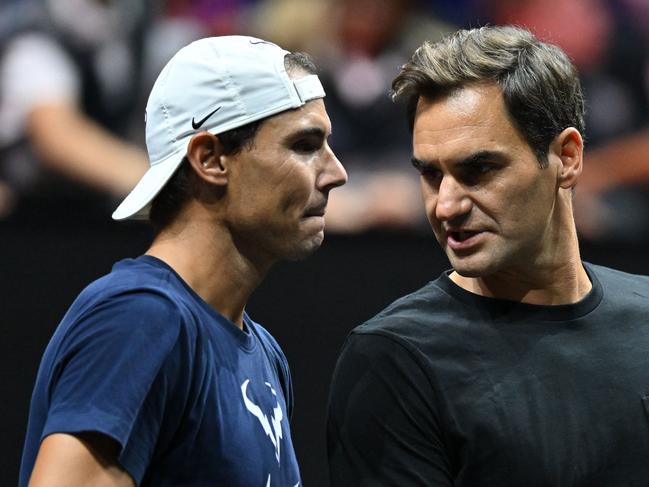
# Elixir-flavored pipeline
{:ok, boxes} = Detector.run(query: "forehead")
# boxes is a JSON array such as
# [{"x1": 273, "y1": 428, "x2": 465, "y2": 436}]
[
  {"x1": 412, "y1": 83, "x2": 529, "y2": 160},
  {"x1": 258, "y1": 98, "x2": 330, "y2": 137}
]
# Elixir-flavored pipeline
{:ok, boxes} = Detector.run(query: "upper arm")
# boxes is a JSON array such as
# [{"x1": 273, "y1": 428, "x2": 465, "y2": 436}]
[
  {"x1": 35, "y1": 293, "x2": 185, "y2": 484},
  {"x1": 29, "y1": 433, "x2": 135, "y2": 487},
  {"x1": 327, "y1": 332, "x2": 453, "y2": 486}
]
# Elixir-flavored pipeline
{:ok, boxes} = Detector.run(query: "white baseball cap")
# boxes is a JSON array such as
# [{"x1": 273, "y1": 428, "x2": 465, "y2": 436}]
[{"x1": 112, "y1": 35, "x2": 326, "y2": 220}]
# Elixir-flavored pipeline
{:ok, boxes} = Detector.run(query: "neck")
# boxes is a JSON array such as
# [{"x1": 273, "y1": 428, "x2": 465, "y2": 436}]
[
  {"x1": 450, "y1": 256, "x2": 591, "y2": 305},
  {"x1": 451, "y1": 204, "x2": 592, "y2": 305},
  {"x1": 146, "y1": 208, "x2": 272, "y2": 328}
]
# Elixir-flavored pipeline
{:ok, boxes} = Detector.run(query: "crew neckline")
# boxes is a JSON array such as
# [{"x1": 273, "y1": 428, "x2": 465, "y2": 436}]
[
  {"x1": 434, "y1": 262, "x2": 603, "y2": 322},
  {"x1": 136, "y1": 254, "x2": 257, "y2": 351}
]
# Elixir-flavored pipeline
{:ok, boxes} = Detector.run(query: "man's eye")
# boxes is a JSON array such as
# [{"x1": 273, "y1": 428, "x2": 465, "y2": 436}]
[
  {"x1": 411, "y1": 160, "x2": 441, "y2": 178},
  {"x1": 417, "y1": 166, "x2": 442, "y2": 179},
  {"x1": 292, "y1": 140, "x2": 320, "y2": 153},
  {"x1": 460, "y1": 163, "x2": 497, "y2": 185},
  {"x1": 422, "y1": 168, "x2": 442, "y2": 179},
  {"x1": 476, "y1": 163, "x2": 494, "y2": 174}
]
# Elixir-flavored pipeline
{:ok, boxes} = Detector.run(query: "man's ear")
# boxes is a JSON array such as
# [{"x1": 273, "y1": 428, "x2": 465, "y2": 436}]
[
  {"x1": 552, "y1": 127, "x2": 584, "y2": 189},
  {"x1": 186, "y1": 132, "x2": 228, "y2": 186}
]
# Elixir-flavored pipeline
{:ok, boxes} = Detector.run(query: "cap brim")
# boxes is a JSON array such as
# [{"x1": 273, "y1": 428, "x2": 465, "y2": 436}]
[{"x1": 112, "y1": 147, "x2": 186, "y2": 221}]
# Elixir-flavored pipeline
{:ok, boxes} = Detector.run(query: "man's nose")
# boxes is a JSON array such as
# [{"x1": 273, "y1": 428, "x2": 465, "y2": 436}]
[
  {"x1": 434, "y1": 176, "x2": 471, "y2": 221},
  {"x1": 319, "y1": 146, "x2": 348, "y2": 191}
]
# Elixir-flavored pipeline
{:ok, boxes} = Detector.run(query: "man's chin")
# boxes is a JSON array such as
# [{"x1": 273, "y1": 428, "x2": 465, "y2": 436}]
[
  {"x1": 448, "y1": 255, "x2": 494, "y2": 278},
  {"x1": 284, "y1": 234, "x2": 324, "y2": 261},
  {"x1": 452, "y1": 267, "x2": 486, "y2": 278}
]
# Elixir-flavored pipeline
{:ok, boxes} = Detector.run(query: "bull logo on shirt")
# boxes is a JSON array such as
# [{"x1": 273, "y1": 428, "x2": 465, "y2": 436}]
[{"x1": 241, "y1": 379, "x2": 284, "y2": 462}]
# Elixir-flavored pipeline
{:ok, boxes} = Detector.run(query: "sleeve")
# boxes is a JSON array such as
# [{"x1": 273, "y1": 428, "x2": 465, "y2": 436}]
[
  {"x1": 43, "y1": 292, "x2": 186, "y2": 485},
  {"x1": 327, "y1": 332, "x2": 454, "y2": 486},
  {"x1": 0, "y1": 32, "x2": 80, "y2": 145}
]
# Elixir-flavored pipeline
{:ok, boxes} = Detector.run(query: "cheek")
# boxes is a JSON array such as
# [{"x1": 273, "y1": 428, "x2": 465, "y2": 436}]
[
  {"x1": 420, "y1": 179, "x2": 435, "y2": 212},
  {"x1": 275, "y1": 165, "x2": 315, "y2": 214},
  {"x1": 495, "y1": 172, "x2": 556, "y2": 232},
  {"x1": 420, "y1": 180, "x2": 443, "y2": 231}
]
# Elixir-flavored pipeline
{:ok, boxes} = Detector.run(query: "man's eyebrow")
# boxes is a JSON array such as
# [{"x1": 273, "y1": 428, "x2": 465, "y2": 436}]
[
  {"x1": 289, "y1": 127, "x2": 327, "y2": 139},
  {"x1": 455, "y1": 150, "x2": 506, "y2": 167},
  {"x1": 411, "y1": 150, "x2": 506, "y2": 169},
  {"x1": 411, "y1": 156, "x2": 430, "y2": 169}
]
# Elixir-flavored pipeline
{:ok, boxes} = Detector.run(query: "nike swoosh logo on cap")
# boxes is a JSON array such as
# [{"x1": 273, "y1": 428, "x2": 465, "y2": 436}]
[
  {"x1": 249, "y1": 39, "x2": 275, "y2": 46},
  {"x1": 191, "y1": 106, "x2": 221, "y2": 130}
]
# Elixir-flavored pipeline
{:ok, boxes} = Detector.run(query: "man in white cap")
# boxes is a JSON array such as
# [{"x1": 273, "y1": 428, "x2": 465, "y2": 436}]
[{"x1": 20, "y1": 36, "x2": 347, "y2": 486}]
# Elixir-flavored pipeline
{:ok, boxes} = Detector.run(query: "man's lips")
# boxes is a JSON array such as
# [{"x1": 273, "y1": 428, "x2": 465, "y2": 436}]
[
  {"x1": 303, "y1": 205, "x2": 326, "y2": 218},
  {"x1": 445, "y1": 229, "x2": 484, "y2": 250}
]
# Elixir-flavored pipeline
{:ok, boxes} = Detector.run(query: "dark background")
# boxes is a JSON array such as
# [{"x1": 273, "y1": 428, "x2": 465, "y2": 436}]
[{"x1": 2, "y1": 219, "x2": 648, "y2": 486}]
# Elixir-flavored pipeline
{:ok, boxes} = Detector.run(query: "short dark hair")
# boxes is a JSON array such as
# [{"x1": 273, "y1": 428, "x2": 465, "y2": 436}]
[
  {"x1": 391, "y1": 25, "x2": 585, "y2": 167},
  {"x1": 148, "y1": 52, "x2": 317, "y2": 232}
]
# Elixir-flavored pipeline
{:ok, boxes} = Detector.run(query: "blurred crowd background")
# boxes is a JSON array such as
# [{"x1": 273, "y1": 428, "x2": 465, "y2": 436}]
[
  {"x1": 2, "y1": 1, "x2": 649, "y2": 485},
  {"x1": 0, "y1": 0, "x2": 648, "y2": 241}
]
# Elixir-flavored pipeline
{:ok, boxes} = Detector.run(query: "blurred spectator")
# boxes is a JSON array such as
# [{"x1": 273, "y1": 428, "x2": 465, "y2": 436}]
[
  {"x1": 576, "y1": 130, "x2": 649, "y2": 241},
  {"x1": 0, "y1": 0, "x2": 151, "y2": 221},
  {"x1": 252, "y1": 0, "x2": 649, "y2": 237},
  {"x1": 487, "y1": 0, "x2": 649, "y2": 242},
  {"x1": 163, "y1": 0, "x2": 259, "y2": 37},
  {"x1": 249, "y1": 0, "x2": 327, "y2": 57},
  {"x1": 254, "y1": 0, "x2": 454, "y2": 233}
]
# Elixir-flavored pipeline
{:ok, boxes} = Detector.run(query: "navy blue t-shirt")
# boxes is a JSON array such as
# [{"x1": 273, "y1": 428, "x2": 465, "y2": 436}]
[{"x1": 20, "y1": 256, "x2": 301, "y2": 486}]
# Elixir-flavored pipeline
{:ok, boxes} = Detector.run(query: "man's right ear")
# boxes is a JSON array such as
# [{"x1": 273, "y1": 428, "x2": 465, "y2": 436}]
[{"x1": 186, "y1": 132, "x2": 229, "y2": 186}]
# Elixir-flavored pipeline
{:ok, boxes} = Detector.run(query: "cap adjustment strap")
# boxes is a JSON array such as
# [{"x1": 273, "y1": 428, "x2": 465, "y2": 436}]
[{"x1": 293, "y1": 75, "x2": 325, "y2": 103}]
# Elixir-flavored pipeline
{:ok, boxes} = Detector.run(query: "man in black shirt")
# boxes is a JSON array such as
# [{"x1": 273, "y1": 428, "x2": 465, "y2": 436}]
[{"x1": 327, "y1": 25, "x2": 649, "y2": 486}]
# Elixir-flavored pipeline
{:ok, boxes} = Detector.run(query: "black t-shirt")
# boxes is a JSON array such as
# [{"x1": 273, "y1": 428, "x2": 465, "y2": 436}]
[{"x1": 327, "y1": 263, "x2": 649, "y2": 486}]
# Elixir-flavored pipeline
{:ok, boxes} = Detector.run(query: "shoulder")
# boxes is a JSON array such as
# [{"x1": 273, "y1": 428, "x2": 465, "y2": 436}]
[
  {"x1": 0, "y1": 30, "x2": 79, "y2": 143},
  {"x1": 57, "y1": 289, "x2": 184, "y2": 364},
  {"x1": 57, "y1": 258, "x2": 196, "y2": 352},
  {"x1": 353, "y1": 276, "x2": 455, "y2": 340},
  {"x1": 586, "y1": 262, "x2": 649, "y2": 301},
  {"x1": 1, "y1": 31, "x2": 78, "y2": 95},
  {"x1": 248, "y1": 319, "x2": 285, "y2": 359},
  {"x1": 585, "y1": 262, "x2": 649, "y2": 288},
  {"x1": 4, "y1": 31, "x2": 66, "y2": 61},
  {"x1": 247, "y1": 318, "x2": 291, "y2": 381},
  {"x1": 585, "y1": 262, "x2": 649, "y2": 312},
  {"x1": 330, "y1": 278, "x2": 453, "y2": 375},
  {"x1": 246, "y1": 317, "x2": 295, "y2": 414},
  {"x1": 76, "y1": 257, "x2": 189, "y2": 311}
]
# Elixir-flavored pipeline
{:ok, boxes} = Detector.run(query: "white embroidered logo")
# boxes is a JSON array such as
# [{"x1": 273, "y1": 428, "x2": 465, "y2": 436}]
[
  {"x1": 265, "y1": 474, "x2": 300, "y2": 487},
  {"x1": 241, "y1": 379, "x2": 284, "y2": 462}
]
